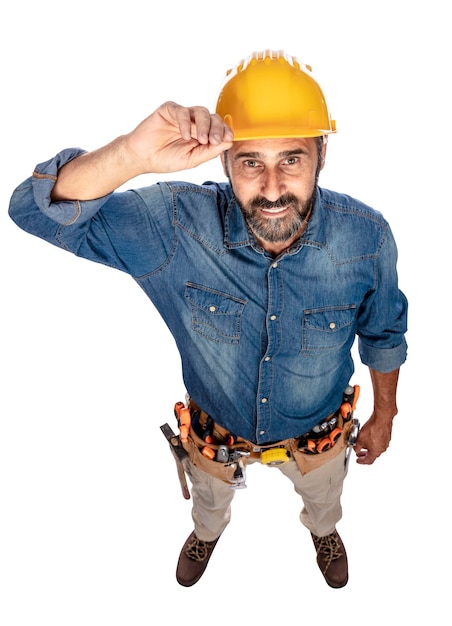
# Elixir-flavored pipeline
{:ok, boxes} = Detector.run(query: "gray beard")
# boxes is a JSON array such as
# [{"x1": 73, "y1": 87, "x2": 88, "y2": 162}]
[{"x1": 236, "y1": 191, "x2": 315, "y2": 244}]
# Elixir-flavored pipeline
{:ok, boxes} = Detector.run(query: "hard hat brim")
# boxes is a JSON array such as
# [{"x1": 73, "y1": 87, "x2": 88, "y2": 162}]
[{"x1": 230, "y1": 128, "x2": 337, "y2": 141}]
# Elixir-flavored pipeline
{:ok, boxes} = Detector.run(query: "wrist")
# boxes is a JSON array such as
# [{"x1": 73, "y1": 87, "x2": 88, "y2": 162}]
[{"x1": 120, "y1": 133, "x2": 150, "y2": 178}]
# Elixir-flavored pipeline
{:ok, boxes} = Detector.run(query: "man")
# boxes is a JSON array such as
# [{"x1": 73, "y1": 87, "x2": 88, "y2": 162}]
[{"x1": 9, "y1": 51, "x2": 408, "y2": 589}]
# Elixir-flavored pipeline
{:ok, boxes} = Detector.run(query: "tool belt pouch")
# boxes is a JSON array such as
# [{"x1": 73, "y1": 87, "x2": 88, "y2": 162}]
[
  {"x1": 292, "y1": 417, "x2": 353, "y2": 476},
  {"x1": 182, "y1": 430, "x2": 247, "y2": 486}
]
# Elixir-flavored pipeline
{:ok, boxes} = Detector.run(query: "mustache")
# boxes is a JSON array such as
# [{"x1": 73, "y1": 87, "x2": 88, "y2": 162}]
[{"x1": 250, "y1": 194, "x2": 299, "y2": 210}]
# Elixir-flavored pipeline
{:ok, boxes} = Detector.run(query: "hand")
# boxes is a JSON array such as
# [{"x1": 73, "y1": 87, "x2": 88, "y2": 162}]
[
  {"x1": 124, "y1": 101, "x2": 234, "y2": 174},
  {"x1": 353, "y1": 411, "x2": 393, "y2": 465},
  {"x1": 52, "y1": 101, "x2": 234, "y2": 202}
]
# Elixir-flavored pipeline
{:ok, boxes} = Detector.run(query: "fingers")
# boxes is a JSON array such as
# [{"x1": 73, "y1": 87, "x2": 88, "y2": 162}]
[
  {"x1": 354, "y1": 430, "x2": 379, "y2": 464},
  {"x1": 353, "y1": 434, "x2": 387, "y2": 465},
  {"x1": 171, "y1": 102, "x2": 233, "y2": 145},
  {"x1": 355, "y1": 447, "x2": 374, "y2": 465}
]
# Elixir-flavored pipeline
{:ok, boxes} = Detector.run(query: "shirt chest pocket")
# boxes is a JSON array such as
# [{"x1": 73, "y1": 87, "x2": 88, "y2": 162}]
[
  {"x1": 301, "y1": 304, "x2": 357, "y2": 353},
  {"x1": 185, "y1": 283, "x2": 246, "y2": 344}
]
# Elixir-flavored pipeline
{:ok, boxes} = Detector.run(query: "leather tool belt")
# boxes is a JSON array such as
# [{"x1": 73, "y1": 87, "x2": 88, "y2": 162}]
[{"x1": 180, "y1": 386, "x2": 359, "y2": 485}]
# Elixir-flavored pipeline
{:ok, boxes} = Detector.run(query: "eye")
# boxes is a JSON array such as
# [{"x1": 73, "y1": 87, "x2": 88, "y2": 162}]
[
  {"x1": 244, "y1": 159, "x2": 259, "y2": 168},
  {"x1": 284, "y1": 156, "x2": 299, "y2": 165}
]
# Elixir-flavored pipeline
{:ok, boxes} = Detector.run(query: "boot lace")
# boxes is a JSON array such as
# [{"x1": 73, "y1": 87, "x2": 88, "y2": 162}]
[
  {"x1": 312, "y1": 532, "x2": 343, "y2": 569},
  {"x1": 184, "y1": 536, "x2": 214, "y2": 562}
]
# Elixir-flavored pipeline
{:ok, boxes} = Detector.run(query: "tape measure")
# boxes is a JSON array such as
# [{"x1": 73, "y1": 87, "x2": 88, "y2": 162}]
[{"x1": 260, "y1": 448, "x2": 289, "y2": 466}]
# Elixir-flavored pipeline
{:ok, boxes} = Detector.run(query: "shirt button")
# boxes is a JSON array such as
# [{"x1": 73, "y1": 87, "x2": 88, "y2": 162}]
[
  {"x1": 209, "y1": 306, "x2": 216, "y2": 312},
  {"x1": 261, "y1": 397, "x2": 268, "y2": 403},
  {"x1": 272, "y1": 262, "x2": 278, "y2": 268},
  {"x1": 329, "y1": 322, "x2": 336, "y2": 329},
  {"x1": 270, "y1": 315, "x2": 277, "y2": 321},
  {"x1": 259, "y1": 430, "x2": 266, "y2": 435},
  {"x1": 264, "y1": 356, "x2": 271, "y2": 361}
]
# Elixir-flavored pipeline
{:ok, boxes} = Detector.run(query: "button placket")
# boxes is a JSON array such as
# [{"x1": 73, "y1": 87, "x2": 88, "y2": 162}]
[{"x1": 255, "y1": 259, "x2": 284, "y2": 442}]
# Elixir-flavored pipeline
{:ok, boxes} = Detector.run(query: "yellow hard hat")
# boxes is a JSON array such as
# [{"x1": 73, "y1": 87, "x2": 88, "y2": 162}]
[{"x1": 215, "y1": 50, "x2": 336, "y2": 140}]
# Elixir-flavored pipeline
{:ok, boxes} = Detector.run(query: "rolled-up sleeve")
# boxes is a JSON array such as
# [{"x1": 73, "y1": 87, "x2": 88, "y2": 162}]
[
  {"x1": 9, "y1": 148, "x2": 114, "y2": 235},
  {"x1": 357, "y1": 225, "x2": 408, "y2": 373},
  {"x1": 9, "y1": 149, "x2": 176, "y2": 277},
  {"x1": 29, "y1": 148, "x2": 113, "y2": 225}
]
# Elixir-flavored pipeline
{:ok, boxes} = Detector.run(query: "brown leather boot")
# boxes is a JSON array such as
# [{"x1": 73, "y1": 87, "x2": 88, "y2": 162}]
[
  {"x1": 176, "y1": 531, "x2": 221, "y2": 587},
  {"x1": 311, "y1": 530, "x2": 348, "y2": 588}
]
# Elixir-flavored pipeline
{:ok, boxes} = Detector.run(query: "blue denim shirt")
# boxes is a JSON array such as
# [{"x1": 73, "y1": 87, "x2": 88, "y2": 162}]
[{"x1": 9, "y1": 148, "x2": 408, "y2": 443}]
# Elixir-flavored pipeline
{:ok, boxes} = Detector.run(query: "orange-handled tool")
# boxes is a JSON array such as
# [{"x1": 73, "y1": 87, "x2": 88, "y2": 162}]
[
  {"x1": 178, "y1": 407, "x2": 191, "y2": 443},
  {"x1": 352, "y1": 385, "x2": 360, "y2": 411}
]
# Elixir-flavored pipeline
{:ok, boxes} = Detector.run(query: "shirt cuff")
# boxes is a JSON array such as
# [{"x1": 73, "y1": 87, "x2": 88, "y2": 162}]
[
  {"x1": 358, "y1": 338, "x2": 408, "y2": 373},
  {"x1": 32, "y1": 148, "x2": 112, "y2": 225}
]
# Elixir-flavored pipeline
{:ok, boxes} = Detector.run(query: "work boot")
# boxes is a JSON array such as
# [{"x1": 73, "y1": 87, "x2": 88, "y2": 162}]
[
  {"x1": 311, "y1": 530, "x2": 348, "y2": 588},
  {"x1": 176, "y1": 531, "x2": 220, "y2": 587}
]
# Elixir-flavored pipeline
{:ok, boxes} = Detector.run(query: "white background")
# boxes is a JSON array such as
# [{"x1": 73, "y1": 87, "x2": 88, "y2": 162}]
[{"x1": 1, "y1": 1, "x2": 450, "y2": 624}]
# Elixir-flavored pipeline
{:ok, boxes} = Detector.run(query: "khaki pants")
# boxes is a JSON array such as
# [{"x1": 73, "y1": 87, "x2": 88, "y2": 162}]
[{"x1": 183, "y1": 447, "x2": 348, "y2": 541}]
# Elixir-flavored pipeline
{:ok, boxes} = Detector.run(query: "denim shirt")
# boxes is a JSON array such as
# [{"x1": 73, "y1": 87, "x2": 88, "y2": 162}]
[{"x1": 9, "y1": 148, "x2": 408, "y2": 443}]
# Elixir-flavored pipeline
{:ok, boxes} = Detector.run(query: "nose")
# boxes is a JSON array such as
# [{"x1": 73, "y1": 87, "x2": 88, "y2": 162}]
[{"x1": 261, "y1": 167, "x2": 285, "y2": 201}]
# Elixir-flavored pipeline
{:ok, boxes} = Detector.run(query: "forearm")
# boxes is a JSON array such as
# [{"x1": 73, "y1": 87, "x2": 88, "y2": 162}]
[
  {"x1": 51, "y1": 135, "x2": 142, "y2": 201},
  {"x1": 369, "y1": 367, "x2": 399, "y2": 422}
]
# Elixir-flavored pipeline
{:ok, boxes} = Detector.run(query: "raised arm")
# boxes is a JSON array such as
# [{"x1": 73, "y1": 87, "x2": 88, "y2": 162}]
[{"x1": 52, "y1": 101, "x2": 234, "y2": 201}]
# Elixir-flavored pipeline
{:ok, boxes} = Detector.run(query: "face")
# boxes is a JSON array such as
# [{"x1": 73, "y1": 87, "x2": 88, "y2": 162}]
[{"x1": 222, "y1": 137, "x2": 325, "y2": 252}]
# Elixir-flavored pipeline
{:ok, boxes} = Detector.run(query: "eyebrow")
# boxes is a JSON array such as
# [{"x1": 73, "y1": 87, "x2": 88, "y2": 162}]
[{"x1": 232, "y1": 148, "x2": 308, "y2": 161}]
